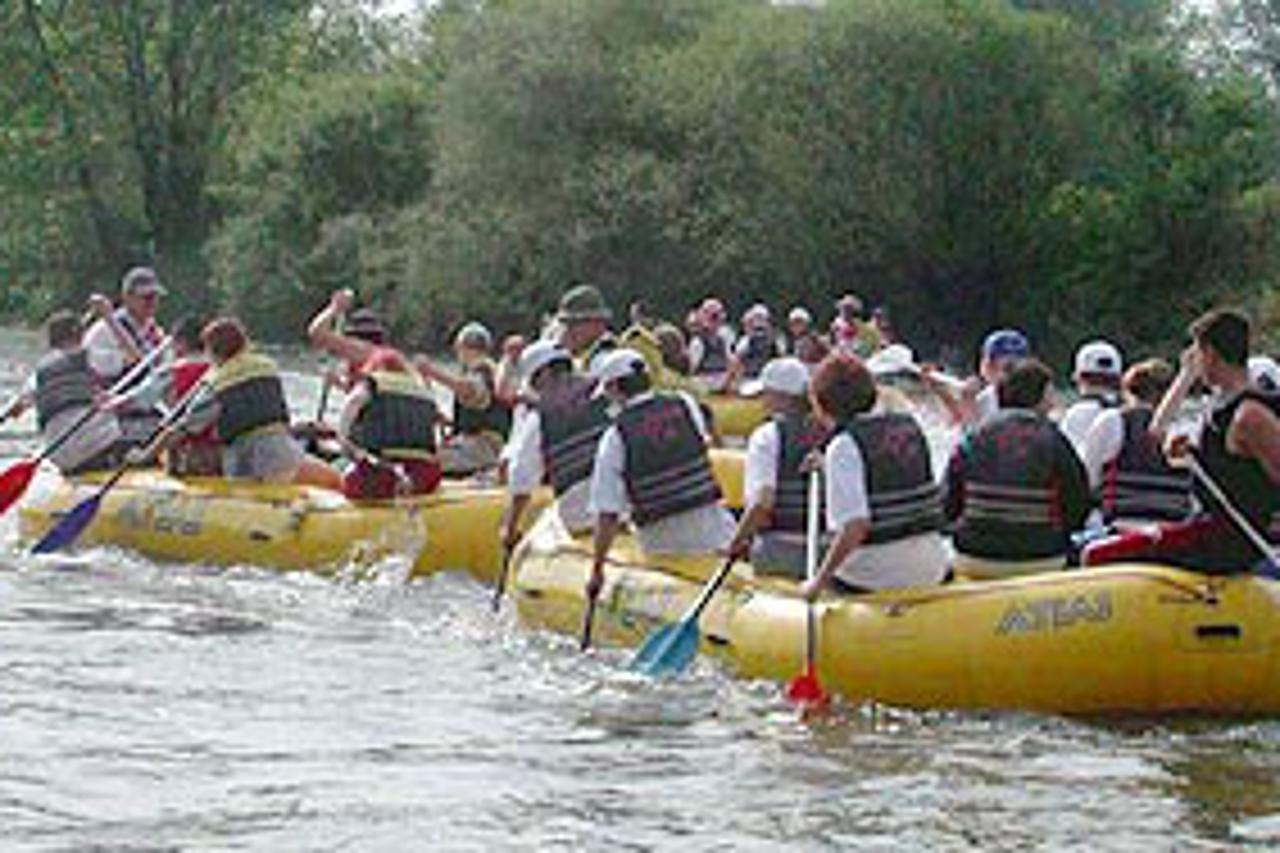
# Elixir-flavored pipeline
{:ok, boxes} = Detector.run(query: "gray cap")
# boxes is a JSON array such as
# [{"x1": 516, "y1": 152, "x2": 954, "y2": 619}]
[{"x1": 121, "y1": 266, "x2": 166, "y2": 297}]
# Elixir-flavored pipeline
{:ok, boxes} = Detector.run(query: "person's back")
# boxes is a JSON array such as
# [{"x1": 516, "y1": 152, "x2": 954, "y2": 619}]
[
  {"x1": 32, "y1": 311, "x2": 124, "y2": 475},
  {"x1": 345, "y1": 355, "x2": 442, "y2": 498},
  {"x1": 947, "y1": 359, "x2": 1090, "y2": 570},
  {"x1": 1060, "y1": 340, "x2": 1123, "y2": 456}
]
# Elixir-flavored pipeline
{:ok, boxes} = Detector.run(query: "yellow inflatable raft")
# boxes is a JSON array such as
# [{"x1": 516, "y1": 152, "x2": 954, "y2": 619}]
[
  {"x1": 706, "y1": 394, "x2": 768, "y2": 438},
  {"x1": 18, "y1": 471, "x2": 531, "y2": 582},
  {"x1": 16, "y1": 451, "x2": 745, "y2": 580},
  {"x1": 512, "y1": 514, "x2": 1280, "y2": 715}
]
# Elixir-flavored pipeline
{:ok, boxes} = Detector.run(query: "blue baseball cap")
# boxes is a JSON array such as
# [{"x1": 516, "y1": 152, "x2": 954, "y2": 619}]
[{"x1": 982, "y1": 328, "x2": 1030, "y2": 362}]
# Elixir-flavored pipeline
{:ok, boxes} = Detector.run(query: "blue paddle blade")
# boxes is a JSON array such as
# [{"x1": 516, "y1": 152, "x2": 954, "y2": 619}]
[
  {"x1": 31, "y1": 493, "x2": 102, "y2": 554},
  {"x1": 630, "y1": 620, "x2": 700, "y2": 677}
]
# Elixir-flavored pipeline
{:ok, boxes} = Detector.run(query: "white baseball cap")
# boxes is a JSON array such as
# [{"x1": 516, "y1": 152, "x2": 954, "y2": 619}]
[
  {"x1": 1249, "y1": 356, "x2": 1280, "y2": 393},
  {"x1": 591, "y1": 348, "x2": 647, "y2": 397},
  {"x1": 787, "y1": 307, "x2": 812, "y2": 325},
  {"x1": 760, "y1": 357, "x2": 809, "y2": 397},
  {"x1": 518, "y1": 340, "x2": 570, "y2": 381},
  {"x1": 1074, "y1": 340, "x2": 1123, "y2": 378}
]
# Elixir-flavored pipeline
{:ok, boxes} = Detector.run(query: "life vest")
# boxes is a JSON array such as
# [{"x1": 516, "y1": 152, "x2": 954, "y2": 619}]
[
  {"x1": 1100, "y1": 407, "x2": 1191, "y2": 523},
  {"x1": 844, "y1": 412, "x2": 944, "y2": 544},
  {"x1": 953, "y1": 409, "x2": 1072, "y2": 559},
  {"x1": 769, "y1": 412, "x2": 831, "y2": 533},
  {"x1": 349, "y1": 369, "x2": 438, "y2": 461},
  {"x1": 537, "y1": 375, "x2": 611, "y2": 496},
  {"x1": 739, "y1": 330, "x2": 776, "y2": 379},
  {"x1": 34, "y1": 349, "x2": 96, "y2": 430},
  {"x1": 210, "y1": 351, "x2": 290, "y2": 443},
  {"x1": 693, "y1": 329, "x2": 729, "y2": 376},
  {"x1": 617, "y1": 393, "x2": 722, "y2": 526},
  {"x1": 452, "y1": 360, "x2": 511, "y2": 438},
  {"x1": 1193, "y1": 390, "x2": 1280, "y2": 564}
]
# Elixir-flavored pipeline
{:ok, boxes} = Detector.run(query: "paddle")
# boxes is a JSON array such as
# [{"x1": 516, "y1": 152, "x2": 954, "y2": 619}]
[
  {"x1": 491, "y1": 543, "x2": 514, "y2": 613},
  {"x1": 30, "y1": 376, "x2": 201, "y2": 555},
  {"x1": 786, "y1": 466, "x2": 830, "y2": 708},
  {"x1": 630, "y1": 555, "x2": 738, "y2": 677},
  {"x1": 1187, "y1": 455, "x2": 1280, "y2": 575},
  {"x1": 0, "y1": 337, "x2": 172, "y2": 516}
]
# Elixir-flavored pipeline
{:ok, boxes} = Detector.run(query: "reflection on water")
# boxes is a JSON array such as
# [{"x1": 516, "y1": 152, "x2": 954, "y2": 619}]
[{"x1": 0, "y1": 328, "x2": 1278, "y2": 849}]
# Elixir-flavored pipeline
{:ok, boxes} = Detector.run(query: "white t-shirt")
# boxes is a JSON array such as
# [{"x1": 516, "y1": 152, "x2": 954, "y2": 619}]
[
  {"x1": 83, "y1": 312, "x2": 163, "y2": 382},
  {"x1": 823, "y1": 432, "x2": 947, "y2": 590},
  {"x1": 974, "y1": 385, "x2": 999, "y2": 422},
  {"x1": 1081, "y1": 407, "x2": 1125, "y2": 490},
  {"x1": 590, "y1": 391, "x2": 733, "y2": 554},
  {"x1": 1060, "y1": 397, "x2": 1110, "y2": 459},
  {"x1": 744, "y1": 420, "x2": 781, "y2": 506},
  {"x1": 506, "y1": 408, "x2": 591, "y2": 533}
]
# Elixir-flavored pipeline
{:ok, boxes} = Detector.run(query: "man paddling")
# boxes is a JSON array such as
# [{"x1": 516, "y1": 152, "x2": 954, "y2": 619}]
[
  {"x1": 416, "y1": 322, "x2": 512, "y2": 477},
  {"x1": 7, "y1": 311, "x2": 125, "y2": 475},
  {"x1": 84, "y1": 266, "x2": 168, "y2": 449},
  {"x1": 1091, "y1": 309, "x2": 1280, "y2": 572},
  {"x1": 726, "y1": 357, "x2": 829, "y2": 577},
  {"x1": 308, "y1": 291, "x2": 442, "y2": 498},
  {"x1": 499, "y1": 341, "x2": 612, "y2": 548},
  {"x1": 1060, "y1": 339, "x2": 1123, "y2": 456},
  {"x1": 585, "y1": 350, "x2": 734, "y2": 606}
]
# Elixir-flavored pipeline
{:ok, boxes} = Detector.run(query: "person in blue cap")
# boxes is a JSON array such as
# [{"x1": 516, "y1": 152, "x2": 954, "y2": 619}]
[{"x1": 923, "y1": 328, "x2": 1031, "y2": 427}]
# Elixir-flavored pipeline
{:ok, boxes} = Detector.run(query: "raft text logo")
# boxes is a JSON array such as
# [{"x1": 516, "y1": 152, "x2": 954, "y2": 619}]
[{"x1": 996, "y1": 592, "x2": 1112, "y2": 636}]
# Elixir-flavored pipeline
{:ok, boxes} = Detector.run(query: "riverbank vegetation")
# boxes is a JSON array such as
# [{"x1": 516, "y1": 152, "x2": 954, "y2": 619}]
[{"x1": 2, "y1": 0, "x2": 1279, "y2": 362}]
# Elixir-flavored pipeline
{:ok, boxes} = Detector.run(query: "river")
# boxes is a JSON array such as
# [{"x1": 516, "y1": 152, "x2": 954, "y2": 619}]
[{"x1": 2, "y1": 329, "x2": 1280, "y2": 850}]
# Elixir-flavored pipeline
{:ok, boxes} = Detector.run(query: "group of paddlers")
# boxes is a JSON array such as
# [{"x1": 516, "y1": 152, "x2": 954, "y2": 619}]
[{"x1": 10, "y1": 266, "x2": 1280, "y2": 605}]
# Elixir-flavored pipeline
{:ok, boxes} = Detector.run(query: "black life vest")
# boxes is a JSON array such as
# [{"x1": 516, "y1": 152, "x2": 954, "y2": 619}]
[
  {"x1": 844, "y1": 412, "x2": 944, "y2": 544},
  {"x1": 1194, "y1": 390, "x2": 1280, "y2": 564},
  {"x1": 693, "y1": 329, "x2": 729, "y2": 376},
  {"x1": 769, "y1": 413, "x2": 831, "y2": 533},
  {"x1": 953, "y1": 409, "x2": 1072, "y2": 559},
  {"x1": 453, "y1": 360, "x2": 512, "y2": 438},
  {"x1": 34, "y1": 349, "x2": 96, "y2": 430},
  {"x1": 1100, "y1": 407, "x2": 1192, "y2": 523},
  {"x1": 210, "y1": 351, "x2": 290, "y2": 443},
  {"x1": 738, "y1": 330, "x2": 776, "y2": 379},
  {"x1": 537, "y1": 375, "x2": 611, "y2": 496},
  {"x1": 617, "y1": 393, "x2": 722, "y2": 526},
  {"x1": 350, "y1": 370, "x2": 438, "y2": 461}
]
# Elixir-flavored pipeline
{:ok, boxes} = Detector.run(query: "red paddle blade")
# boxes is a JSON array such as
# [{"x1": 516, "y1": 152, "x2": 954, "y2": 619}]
[
  {"x1": 786, "y1": 666, "x2": 831, "y2": 709},
  {"x1": 0, "y1": 459, "x2": 39, "y2": 515}
]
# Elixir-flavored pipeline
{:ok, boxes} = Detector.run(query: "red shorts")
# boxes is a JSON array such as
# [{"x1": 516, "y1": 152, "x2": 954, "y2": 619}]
[{"x1": 341, "y1": 457, "x2": 442, "y2": 500}]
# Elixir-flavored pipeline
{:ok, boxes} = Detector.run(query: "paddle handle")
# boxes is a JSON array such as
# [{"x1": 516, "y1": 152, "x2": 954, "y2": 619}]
[
  {"x1": 491, "y1": 544, "x2": 513, "y2": 613},
  {"x1": 1189, "y1": 455, "x2": 1280, "y2": 569},
  {"x1": 579, "y1": 593, "x2": 597, "y2": 651},
  {"x1": 804, "y1": 466, "x2": 821, "y2": 672},
  {"x1": 679, "y1": 556, "x2": 738, "y2": 625}
]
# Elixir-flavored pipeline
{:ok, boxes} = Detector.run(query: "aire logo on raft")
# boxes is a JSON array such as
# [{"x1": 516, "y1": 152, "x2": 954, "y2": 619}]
[{"x1": 995, "y1": 592, "x2": 1113, "y2": 636}]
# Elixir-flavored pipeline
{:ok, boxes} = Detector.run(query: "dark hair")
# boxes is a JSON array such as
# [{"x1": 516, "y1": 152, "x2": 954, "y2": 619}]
[
  {"x1": 810, "y1": 353, "x2": 876, "y2": 423},
  {"x1": 201, "y1": 317, "x2": 248, "y2": 362},
  {"x1": 46, "y1": 310, "x2": 81, "y2": 348},
  {"x1": 1190, "y1": 308, "x2": 1249, "y2": 368},
  {"x1": 1122, "y1": 358, "x2": 1174, "y2": 406},
  {"x1": 170, "y1": 314, "x2": 204, "y2": 351},
  {"x1": 615, "y1": 367, "x2": 652, "y2": 396},
  {"x1": 997, "y1": 358, "x2": 1053, "y2": 409}
]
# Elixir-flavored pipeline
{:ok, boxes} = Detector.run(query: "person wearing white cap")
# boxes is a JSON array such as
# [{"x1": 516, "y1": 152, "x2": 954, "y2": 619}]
[
  {"x1": 687, "y1": 297, "x2": 733, "y2": 389},
  {"x1": 499, "y1": 341, "x2": 612, "y2": 547},
  {"x1": 1080, "y1": 358, "x2": 1191, "y2": 527},
  {"x1": 731, "y1": 303, "x2": 783, "y2": 382},
  {"x1": 1249, "y1": 355, "x2": 1280, "y2": 394},
  {"x1": 785, "y1": 306, "x2": 828, "y2": 366},
  {"x1": 586, "y1": 349, "x2": 735, "y2": 604},
  {"x1": 82, "y1": 265, "x2": 169, "y2": 449},
  {"x1": 416, "y1": 321, "x2": 512, "y2": 476},
  {"x1": 725, "y1": 358, "x2": 829, "y2": 577},
  {"x1": 1060, "y1": 339, "x2": 1124, "y2": 457}
]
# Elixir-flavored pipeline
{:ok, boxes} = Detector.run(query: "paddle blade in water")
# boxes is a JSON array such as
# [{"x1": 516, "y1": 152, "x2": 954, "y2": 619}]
[
  {"x1": 786, "y1": 666, "x2": 831, "y2": 710},
  {"x1": 630, "y1": 621, "x2": 699, "y2": 677},
  {"x1": 0, "y1": 459, "x2": 38, "y2": 515},
  {"x1": 30, "y1": 493, "x2": 102, "y2": 554}
]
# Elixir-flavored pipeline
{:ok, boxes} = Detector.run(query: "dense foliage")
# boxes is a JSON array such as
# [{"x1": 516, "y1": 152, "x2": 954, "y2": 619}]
[{"x1": 3, "y1": 0, "x2": 1279, "y2": 365}]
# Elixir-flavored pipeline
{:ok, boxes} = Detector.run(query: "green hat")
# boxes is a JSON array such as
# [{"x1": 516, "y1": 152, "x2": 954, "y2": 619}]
[{"x1": 556, "y1": 284, "x2": 612, "y2": 323}]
